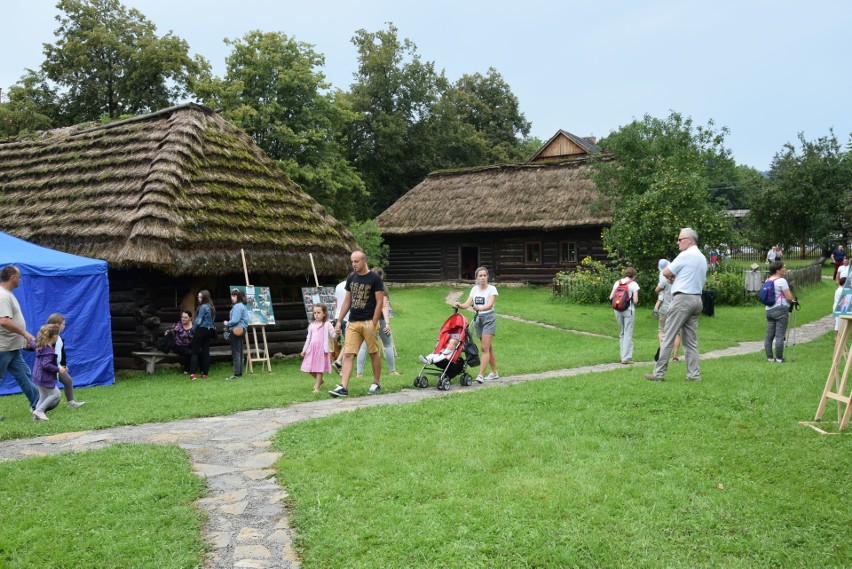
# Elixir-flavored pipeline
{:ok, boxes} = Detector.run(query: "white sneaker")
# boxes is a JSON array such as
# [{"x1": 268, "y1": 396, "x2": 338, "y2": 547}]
[
  {"x1": 485, "y1": 372, "x2": 500, "y2": 380},
  {"x1": 368, "y1": 383, "x2": 381, "y2": 394},
  {"x1": 475, "y1": 375, "x2": 484, "y2": 383},
  {"x1": 68, "y1": 401, "x2": 86, "y2": 409},
  {"x1": 418, "y1": 355, "x2": 428, "y2": 364}
]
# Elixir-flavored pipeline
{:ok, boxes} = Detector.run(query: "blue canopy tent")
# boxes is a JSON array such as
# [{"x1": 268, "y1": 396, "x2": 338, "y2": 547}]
[{"x1": 0, "y1": 232, "x2": 114, "y2": 395}]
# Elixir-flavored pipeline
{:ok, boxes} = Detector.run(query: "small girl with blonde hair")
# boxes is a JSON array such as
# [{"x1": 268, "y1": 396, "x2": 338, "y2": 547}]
[
  {"x1": 32, "y1": 324, "x2": 62, "y2": 421},
  {"x1": 300, "y1": 304, "x2": 337, "y2": 393},
  {"x1": 46, "y1": 314, "x2": 85, "y2": 408}
]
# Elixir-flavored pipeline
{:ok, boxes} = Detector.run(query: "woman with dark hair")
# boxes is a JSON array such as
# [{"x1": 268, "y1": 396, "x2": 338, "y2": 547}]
[
  {"x1": 189, "y1": 290, "x2": 216, "y2": 380},
  {"x1": 224, "y1": 289, "x2": 249, "y2": 380},
  {"x1": 763, "y1": 261, "x2": 797, "y2": 363},
  {"x1": 168, "y1": 310, "x2": 194, "y2": 374}
]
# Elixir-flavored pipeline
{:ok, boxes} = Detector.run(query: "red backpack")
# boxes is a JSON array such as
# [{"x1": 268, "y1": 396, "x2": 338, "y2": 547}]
[{"x1": 612, "y1": 279, "x2": 633, "y2": 312}]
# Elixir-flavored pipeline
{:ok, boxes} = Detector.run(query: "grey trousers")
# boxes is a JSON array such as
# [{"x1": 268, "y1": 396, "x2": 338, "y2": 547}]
[
  {"x1": 614, "y1": 309, "x2": 635, "y2": 361},
  {"x1": 653, "y1": 294, "x2": 703, "y2": 380},
  {"x1": 765, "y1": 305, "x2": 789, "y2": 360}
]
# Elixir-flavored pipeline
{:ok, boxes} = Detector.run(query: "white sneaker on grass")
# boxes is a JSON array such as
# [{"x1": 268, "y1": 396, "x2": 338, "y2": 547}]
[
  {"x1": 485, "y1": 372, "x2": 500, "y2": 380},
  {"x1": 368, "y1": 383, "x2": 381, "y2": 394},
  {"x1": 475, "y1": 375, "x2": 484, "y2": 383},
  {"x1": 68, "y1": 401, "x2": 86, "y2": 409}
]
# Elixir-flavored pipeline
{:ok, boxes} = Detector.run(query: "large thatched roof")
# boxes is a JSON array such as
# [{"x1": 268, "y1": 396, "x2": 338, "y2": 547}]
[
  {"x1": 376, "y1": 160, "x2": 611, "y2": 236},
  {"x1": 0, "y1": 103, "x2": 354, "y2": 276}
]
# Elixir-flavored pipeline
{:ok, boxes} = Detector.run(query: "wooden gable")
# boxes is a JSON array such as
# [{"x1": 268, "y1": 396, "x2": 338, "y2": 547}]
[{"x1": 529, "y1": 130, "x2": 601, "y2": 162}]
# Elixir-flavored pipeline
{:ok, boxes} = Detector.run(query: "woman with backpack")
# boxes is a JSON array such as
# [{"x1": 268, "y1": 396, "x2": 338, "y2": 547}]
[
  {"x1": 610, "y1": 267, "x2": 640, "y2": 364},
  {"x1": 762, "y1": 261, "x2": 797, "y2": 363}
]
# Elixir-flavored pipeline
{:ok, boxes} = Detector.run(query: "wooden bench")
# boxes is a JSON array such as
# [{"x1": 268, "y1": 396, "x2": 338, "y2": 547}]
[{"x1": 132, "y1": 347, "x2": 234, "y2": 374}]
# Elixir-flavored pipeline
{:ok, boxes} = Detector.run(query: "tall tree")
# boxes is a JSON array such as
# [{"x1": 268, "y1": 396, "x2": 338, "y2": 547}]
[
  {"x1": 198, "y1": 30, "x2": 366, "y2": 222},
  {"x1": 37, "y1": 0, "x2": 208, "y2": 124},
  {"x1": 591, "y1": 112, "x2": 737, "y2": 269},
  {"x1": 747, "y1": 131, "x2": 852, "y2": 254},
  {"x1": 345, "y1": 23, "x2": 447, "y2": 217},
  {"x1": 440, "y1": 68, "x2": 532, "y2": 164}
]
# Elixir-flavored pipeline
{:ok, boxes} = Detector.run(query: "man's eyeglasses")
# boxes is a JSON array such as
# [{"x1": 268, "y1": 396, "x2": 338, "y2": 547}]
[{"x1": 677, "y1": 237, "x2": 689, "y2": 242}]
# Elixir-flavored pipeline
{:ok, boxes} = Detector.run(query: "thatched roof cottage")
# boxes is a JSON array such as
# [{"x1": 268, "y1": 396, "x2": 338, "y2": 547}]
[
  {"x1": 376, "y1": 130, "x2": 611, "y2": 283},
  {"x1": 0, "y1": 103, "x2": 355, "y2": 367}
]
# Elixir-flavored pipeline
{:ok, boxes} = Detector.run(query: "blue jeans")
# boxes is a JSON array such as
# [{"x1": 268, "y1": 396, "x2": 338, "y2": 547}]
[{"x1": 0, "y1": 349, "x2": 39, "y2": 409}]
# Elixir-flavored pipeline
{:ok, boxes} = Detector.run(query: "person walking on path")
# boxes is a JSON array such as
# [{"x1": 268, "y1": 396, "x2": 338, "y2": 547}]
[
  {"x1": 45, "y1": 314, "x2": 85, "y2": 408},
  {"x1": 763, "y1": 261, "x2": 797, "y2": 362},
  {"x1": 609, "y1": 267, "x2": 639, "y2": 364},
  {"x1": 223, "y1": 289, "x2": 249, "y2": 380},
  {"x1": 646, "y1": 228, "x2": 708, "y2": 382},
  {"x1": 356, "y1": 267, "x2": 400, "y2": 378},
  {"x1": 31, "y1": 323, "x2": 62, "y2": 421},
  {"x1": 301, "y1": 304, "x2": 337, "y2": 393},
  {"x1": 455, "y1": 267, "x2": 499, "y2": 383},
  {"x1": 329, "y1": 251, "x2": 385, "y2": 397},
  {"x1": 0, "y1": 265, "x2": 39, "y2": 419},
  {"x1": 833, "y1": 245, "x2": 846, "y2": 281}
]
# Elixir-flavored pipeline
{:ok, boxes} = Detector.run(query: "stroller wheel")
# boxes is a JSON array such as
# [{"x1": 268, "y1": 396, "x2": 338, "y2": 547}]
[
  {"x1": 438, "y1": 377, "x2": 450, "y2": 391},
  {"x1": 414, "y1": 375, "x2": 427, "y2": 388},
  {"x1": 461, "y1": 373, "x2": 473, "y2": 387}
]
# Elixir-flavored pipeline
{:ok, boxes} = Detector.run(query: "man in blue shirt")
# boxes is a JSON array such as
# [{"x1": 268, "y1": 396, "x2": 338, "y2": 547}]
[{"x1": 646, "y1": 228, "x2": 708, "y2": 382}]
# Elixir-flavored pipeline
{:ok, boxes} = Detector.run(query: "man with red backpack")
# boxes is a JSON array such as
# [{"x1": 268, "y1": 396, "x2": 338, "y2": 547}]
[{"x1": 610, "y1": 267, "x2": 640, "y2": 364}]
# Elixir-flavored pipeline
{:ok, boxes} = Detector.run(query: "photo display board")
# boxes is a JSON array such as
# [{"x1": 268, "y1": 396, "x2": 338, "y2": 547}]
[
  {"x1": 301, "y1": 287, "x2": 337, "y2": 322},
  {"x1": 230, "y1": 285, "x2": 276, "y2": 325},
  {"x1": 833, "y1": 278, "x2": 852, "y2": 318}
]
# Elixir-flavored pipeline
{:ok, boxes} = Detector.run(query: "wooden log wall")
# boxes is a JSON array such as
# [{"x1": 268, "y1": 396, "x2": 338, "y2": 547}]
[
  {"x1": 385, "y1": 228, "x2": 606, "y2": 284},
  {"x1": 109, "y1": 269, "x2": 323, "y2": 370}
]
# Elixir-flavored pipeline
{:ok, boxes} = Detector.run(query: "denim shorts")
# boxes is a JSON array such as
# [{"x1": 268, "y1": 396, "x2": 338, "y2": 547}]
[{"x1": 474, "y1": 311, "x2": 497, "y2": 337}]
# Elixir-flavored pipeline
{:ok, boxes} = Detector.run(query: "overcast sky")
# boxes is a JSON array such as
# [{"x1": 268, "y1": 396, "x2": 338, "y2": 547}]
[{"x1": 3, "y1": 0, "x2": 851, "y2": 171}]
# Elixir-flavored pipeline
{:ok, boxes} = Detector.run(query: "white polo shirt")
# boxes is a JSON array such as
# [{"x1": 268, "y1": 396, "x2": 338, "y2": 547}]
[{"x1": 668, "y1": 245, "x2": 708, "y2": 295}]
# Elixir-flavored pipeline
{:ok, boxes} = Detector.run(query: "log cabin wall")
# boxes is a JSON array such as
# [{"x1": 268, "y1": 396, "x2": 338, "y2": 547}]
[
  {"x1": 384, "y1": 227, "x2": 606, "y2": 284},
  {"x1": 109, "y1": 269, "x2": 333, "y2": 369}
]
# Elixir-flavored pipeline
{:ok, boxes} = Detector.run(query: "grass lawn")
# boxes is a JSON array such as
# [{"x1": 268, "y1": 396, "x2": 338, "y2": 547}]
[
  {"x1": 274, "y1": 331, "x2": 852, "y2": 567},
  {"x1": 0, "y1": 444, "x2": 206, "y2": 568},
  {"x1": 0, "y1": 278, "x2": 843, "y2": 567}
]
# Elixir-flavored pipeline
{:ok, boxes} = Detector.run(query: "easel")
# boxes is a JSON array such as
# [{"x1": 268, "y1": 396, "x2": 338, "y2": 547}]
[
  {"x1": 802, "y1": 316, "x2": 852, "y2": 434},
  {"x1": 241, "y1": 249, "x2": 272, "y2": 373}
]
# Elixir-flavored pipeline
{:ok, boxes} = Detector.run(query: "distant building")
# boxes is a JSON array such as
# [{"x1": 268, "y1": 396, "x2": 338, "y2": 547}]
[{"x1": 376, "y1": 131, "x2": 612, "y2": 283}]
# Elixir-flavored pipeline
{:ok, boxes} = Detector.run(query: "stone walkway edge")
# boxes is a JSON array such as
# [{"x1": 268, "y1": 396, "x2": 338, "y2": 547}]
[{"x1": 0, "y1": 314, "x2": 836, "y2": 568}]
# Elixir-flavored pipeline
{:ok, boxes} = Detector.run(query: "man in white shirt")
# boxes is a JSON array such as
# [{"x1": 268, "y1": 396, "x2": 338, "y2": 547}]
[
  {"x1": 646, "y1": 228, "x2": 708, "y2": 382},
  {"x1": 0, "y1": 265, "x2": 40, "y2": 418}
]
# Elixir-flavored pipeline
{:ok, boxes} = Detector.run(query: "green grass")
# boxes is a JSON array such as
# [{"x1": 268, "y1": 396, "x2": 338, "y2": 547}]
[
  {"x1": 0, "y1": 444, "x2": 206, "y2": 568},
  {"x1": 274, "y1": 332, "x2": 852, "y2": 567},
  {"x1": 0, "y1": 280, "x2": 842, "y2": 568},
  {"x1": 0, "y1": 280, "x2": 837, "y2": 440}
]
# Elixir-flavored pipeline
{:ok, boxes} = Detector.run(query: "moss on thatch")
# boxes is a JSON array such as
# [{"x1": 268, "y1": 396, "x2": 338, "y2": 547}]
[
  {"x1": 0, "y1": 103, "x2": 354, "y2": 276},
  {"x1": 376, "y1": 160, "x2": 612, "y2": 236}
]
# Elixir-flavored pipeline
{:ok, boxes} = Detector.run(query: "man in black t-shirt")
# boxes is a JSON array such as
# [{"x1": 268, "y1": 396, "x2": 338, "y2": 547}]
[{"x1": 330, "y1": 251, "x2": 385, "y2": 397}]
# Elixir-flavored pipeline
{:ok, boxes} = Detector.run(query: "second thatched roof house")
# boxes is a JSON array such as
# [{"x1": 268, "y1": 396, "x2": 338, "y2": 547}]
[
  {"x1": 0, "y1": 103, "x2": 355, "y2": 367},
  {"x1": 376, "y1": 130, "x2": 611, "y2": 283}
]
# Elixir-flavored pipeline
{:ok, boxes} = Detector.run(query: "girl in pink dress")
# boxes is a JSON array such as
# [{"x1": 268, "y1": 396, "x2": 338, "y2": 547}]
[{"x1": 301, "y1": 304, "x2": 337, "y2": 393}]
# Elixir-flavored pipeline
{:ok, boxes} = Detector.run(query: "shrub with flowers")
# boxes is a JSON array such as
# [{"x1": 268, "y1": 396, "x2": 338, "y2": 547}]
[{"x1": 554, "y1": 257, "x2": 622, "y2": 304}]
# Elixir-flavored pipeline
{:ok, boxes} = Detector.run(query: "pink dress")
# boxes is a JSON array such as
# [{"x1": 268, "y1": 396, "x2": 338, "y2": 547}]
[{"x1": 301, "y1": 321, "x2": 332, "y2": 373}]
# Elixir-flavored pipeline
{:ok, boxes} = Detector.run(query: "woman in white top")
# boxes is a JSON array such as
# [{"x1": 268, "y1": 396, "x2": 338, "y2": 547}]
[
  {"x1": 455, "y1": 267, "x2": 499, "y2": 383},
  {"x1": 764, "y1": 261, "x2": 797, "y2": 362}
]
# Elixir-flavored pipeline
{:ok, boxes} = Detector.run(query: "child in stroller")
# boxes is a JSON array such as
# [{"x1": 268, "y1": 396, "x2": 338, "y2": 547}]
[{"x1": 414, "y1": 310, "x2": 478, "y2": 391}]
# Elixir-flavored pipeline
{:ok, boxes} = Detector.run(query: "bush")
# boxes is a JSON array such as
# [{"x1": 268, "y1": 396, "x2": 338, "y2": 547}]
[
  {"x1": 554, "y1": 257, "x2": 622, "y2": 305},
  {"x1": 705, "y1": 265, "x2": 751, "y2": 306}
]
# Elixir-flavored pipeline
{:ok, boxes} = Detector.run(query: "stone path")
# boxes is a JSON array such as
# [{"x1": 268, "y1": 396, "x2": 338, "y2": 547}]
[{"x1": 0, "y1": 314, "x2": 835, "y2": 568}]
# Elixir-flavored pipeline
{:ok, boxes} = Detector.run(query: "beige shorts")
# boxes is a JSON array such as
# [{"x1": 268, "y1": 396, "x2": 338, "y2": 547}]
[{"x1": 344, "y1": 321, "x2": 378, "y2": 354}]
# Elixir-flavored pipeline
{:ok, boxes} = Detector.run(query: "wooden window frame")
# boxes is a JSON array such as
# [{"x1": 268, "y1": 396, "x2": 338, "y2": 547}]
[
  {"x1": 559, "y1": 241, "x2": 578, "y2": 264},
  {"x1": 525, "y1": 242, "x2": 542, "y2": 264}
]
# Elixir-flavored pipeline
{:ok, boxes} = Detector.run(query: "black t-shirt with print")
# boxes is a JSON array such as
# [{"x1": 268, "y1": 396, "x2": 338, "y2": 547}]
[{"x1": 346, "y1": 271, "x2": 384, "y2": 322}]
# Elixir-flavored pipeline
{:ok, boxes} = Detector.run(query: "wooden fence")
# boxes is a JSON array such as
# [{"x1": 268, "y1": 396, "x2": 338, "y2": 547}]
[{"x1": 743, "y1": 264, "x2": 823, "y2": 292}]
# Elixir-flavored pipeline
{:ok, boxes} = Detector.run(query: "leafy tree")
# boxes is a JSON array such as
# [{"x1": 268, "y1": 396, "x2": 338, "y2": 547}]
[
  {"x1": 35, "y1": 0, "x2": 208, "y2": 124},
  {"x1": 591, "y1": 112, "x2": 737, "y2": 270},
  {"x1": 747, "y1": 131, "x2": 852, "y2": 255},
  {"x1": 198, "y1": 30, "x2": 366, "y2": 222},
  {"x1": 0, "y1": 71, "x2": 59, "y2": 137},
  {"x1": 348, "y1": 219, "x2": 389, "y2": 268},
  {"x1": 439, "y1": 68, "x2": 532, "y2": 164},
  {"x1": 345, "y1": 23, "x2": 447, "y2": 217}
]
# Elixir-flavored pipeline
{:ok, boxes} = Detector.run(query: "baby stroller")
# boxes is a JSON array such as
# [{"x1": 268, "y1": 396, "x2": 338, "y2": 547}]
[{"x1": 414, "y1": 309, "x2": 480, "y2": 391}]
